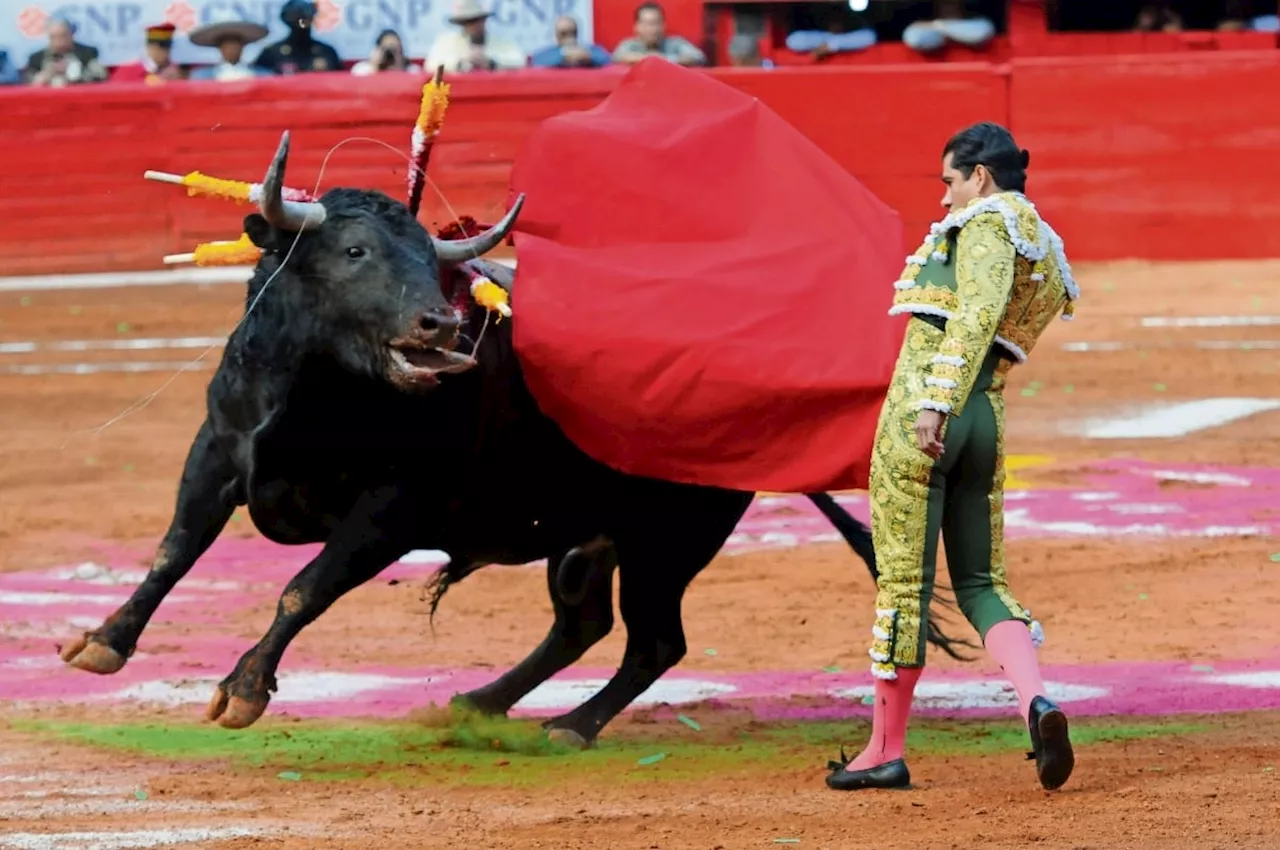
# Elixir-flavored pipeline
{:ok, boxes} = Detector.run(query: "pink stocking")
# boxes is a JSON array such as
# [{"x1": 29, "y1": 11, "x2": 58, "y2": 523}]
[
  {"x1": 847, "y1": 666, "x2": 922, "y2": 770},
  {"x1": 984, "y1": 619, "x2": 1047, "y2": 721}
]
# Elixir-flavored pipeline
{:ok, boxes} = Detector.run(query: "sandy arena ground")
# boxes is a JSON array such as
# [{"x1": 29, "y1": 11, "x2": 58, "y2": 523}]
[{"x1": 1, "y1": 259, "x2": 1279, "y2": 849}]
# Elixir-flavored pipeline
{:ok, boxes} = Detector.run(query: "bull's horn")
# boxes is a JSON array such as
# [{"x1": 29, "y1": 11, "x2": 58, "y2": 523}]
[
  {"x1": 433, "y1": 194, "x2": 525, "y2": 265},
  {"x1": 260, "y1": 130, "x2": 327, "y2": 232}
]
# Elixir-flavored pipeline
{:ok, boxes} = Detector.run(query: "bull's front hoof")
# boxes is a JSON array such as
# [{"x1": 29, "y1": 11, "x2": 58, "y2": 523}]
[
  {"x1": 546, "y1": 727, "x2": 592, "y2": 750},
  {"x1": 206, "y1": 685, "x2": 230, "y2": 722},
  {"x1": 205, "y1": 686, "x2": 270, "y2": 729},
  {"x1": 60, "y1": 634, "x2": 128, "y2": 675}
]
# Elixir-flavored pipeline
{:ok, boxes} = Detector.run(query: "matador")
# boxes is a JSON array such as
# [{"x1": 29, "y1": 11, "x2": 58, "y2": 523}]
[{"x1": 827, "y1": 122, "x2": 1079, "y2": 793}]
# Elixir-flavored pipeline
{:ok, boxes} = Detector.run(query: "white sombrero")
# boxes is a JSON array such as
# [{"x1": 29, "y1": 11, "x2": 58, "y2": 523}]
[
  {"x1": 188, "y1": 12, "x2": 269, "y2": 47},
  {"x1": 448, "y1": 0, "x2": 493, "y2": 24}
]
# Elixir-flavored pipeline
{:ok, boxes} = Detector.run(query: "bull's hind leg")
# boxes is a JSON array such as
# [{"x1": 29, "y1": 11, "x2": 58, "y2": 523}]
[
  {"x1": 543, "y1": 488, "x2": 753, "y2": 747},
  {"x1": 63, "y1": 419, "x2": 238, "y2": 675},
  {"x1": 453, "y1": 544, "x2": 617, "y2": 717},
  {"x1": 206, "y1": 484, "x2": 412, "y2": 729}
]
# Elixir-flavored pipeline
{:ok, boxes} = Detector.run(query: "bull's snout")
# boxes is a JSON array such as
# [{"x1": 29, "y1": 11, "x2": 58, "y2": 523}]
[{"x1": 417, "y1": 308, "x2": 461, "y2": 347}]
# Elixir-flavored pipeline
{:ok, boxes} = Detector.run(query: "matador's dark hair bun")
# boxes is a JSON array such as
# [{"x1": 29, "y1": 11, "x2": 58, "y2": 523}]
[{"x1": 942, "y1": 122, "x2": 1029, "y2": 193}]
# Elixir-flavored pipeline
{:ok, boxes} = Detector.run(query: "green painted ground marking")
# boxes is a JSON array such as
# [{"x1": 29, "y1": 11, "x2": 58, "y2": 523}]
[{"x1": 16, "y1": 715, "x2": 1208, "y2": 789}]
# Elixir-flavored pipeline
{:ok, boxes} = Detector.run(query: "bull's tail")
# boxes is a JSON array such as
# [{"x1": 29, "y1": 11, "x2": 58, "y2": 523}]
[
  {"x1": 803, "y1": 492, "x2": 977, "y2": 662},
  {"x1": 423, "y1": 556, "x2": 484, "y2": 630},
  {"x1": 805, "y1": 492, "x2": 876, "y2": 573}
]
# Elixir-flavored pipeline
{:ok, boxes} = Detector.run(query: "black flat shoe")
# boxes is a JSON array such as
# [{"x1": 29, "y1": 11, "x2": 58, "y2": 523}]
[
  {"x1": 825, "y1": 749, "x2": 912, "y2": 791},
  {"x1": 1027, "y1": 695, "x2": 1074, "y2": 791}
]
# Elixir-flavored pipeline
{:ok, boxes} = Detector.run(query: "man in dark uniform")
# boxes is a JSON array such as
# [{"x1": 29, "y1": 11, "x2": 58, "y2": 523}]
[{"x1": 253, "y1": 0, "x2": 342, "y2": 75}]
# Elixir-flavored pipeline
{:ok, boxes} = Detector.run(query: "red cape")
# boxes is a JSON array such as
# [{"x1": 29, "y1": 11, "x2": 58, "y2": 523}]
[{"x1": 509, "y1": 58, "x2": 907, "y2": 493}]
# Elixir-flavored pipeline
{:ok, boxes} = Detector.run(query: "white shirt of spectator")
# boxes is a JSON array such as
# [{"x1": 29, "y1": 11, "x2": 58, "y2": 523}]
[
  {"x1": 351, "y1": 59, "x2": 425, "y2": 75},
  {"x1": 207, "y1": 61, "x2": 260, "y2": 81},
  {"x1": 426, "y1": 29, "x2": 525, "y2": 71},
  {"x1": 44, "y1": 54, "x2": 88, "y2": 86}
]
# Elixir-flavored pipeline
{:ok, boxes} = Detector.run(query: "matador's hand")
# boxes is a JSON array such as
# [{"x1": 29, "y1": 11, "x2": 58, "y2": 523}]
[{"x1": 913, "y1": 409, "x2": 946, "y2": 460}]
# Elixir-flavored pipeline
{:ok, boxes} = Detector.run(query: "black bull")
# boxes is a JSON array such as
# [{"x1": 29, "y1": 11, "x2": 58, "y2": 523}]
[{"x1": 60, "y1": 133, "x2": 968, "y2": 745}]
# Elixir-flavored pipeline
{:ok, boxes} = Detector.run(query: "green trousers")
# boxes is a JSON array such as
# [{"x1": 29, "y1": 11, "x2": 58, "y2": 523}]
[{"x1": 868, "y1": 318, "x2": 1034, "y2": 680}]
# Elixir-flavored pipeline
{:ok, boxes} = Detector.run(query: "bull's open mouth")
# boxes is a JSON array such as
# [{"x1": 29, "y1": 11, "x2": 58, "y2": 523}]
[{"x1": 387, "y1": 341, "x2": 476, "y2": 385}]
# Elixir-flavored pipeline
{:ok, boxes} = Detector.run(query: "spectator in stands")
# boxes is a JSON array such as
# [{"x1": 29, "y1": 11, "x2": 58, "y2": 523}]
[
  {"x1": 902, "y1": 0, "x2": 995, "y2": 54},
  {"x1": 188, "y1": 12, "x2": 270, "y2": 81},
  {"x1": 255, "y1": 0, "x2": 343, "y2": 75},
  {"x1": 352, "y1": 29, "x2": 423, "y2": 75},
  {"x1": 1133, "y1": 3, "x2": 1183, "y2": 32},
  {"x1": 530, "y1": 15, "x2": 611, "y2": 68},
  {"x1": 0, "y1": 48, "x2": 20, "y2": 84},
  {"x1": 112, "y1": 23, "x2": 185, "y2": 83},
  {"x1": 726, "y1": 34, "x2": 765, "y2": 66},
  {"x1": 613, "y1": 2, "x2": 707, "y2": 66},
  {"x1": 786, "y1": 6, "x2": 877, "y2": 59},
  {"x1": 427, "y1": 0, "x2": 527, "y2": 72},
  {"x1": 1218, "y1": 0, "x2": 1280, "y2": 31},
  {"x1": 24, "y1": 18, "x2": 108, "y2": 87}
]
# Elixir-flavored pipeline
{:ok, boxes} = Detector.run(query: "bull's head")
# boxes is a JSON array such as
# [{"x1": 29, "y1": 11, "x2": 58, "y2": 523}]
[{"x1": 242, "y1": 131, "x2": 523, "y2": 390}]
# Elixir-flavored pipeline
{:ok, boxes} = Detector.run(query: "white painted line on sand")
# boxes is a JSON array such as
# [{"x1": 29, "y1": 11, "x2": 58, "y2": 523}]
[
  {"x1": 0, "y1": 257, "x2": 518, "y2": 293},
  {"x1": 0, "y1": 827, "x2": 263, "y2": 850},
  {"x1": 0, "y1": 361, "x2": 215, "y2": 376},
  {"x1": 1063, "y1": 340, "x2": 1280, "y2": 352},
  {"x1": 514, "y1": 678, "x2": 738, "y2": 711},
  {"x1": 1141, "y1": 315, "x2": 1280, "y2": 328},
  {"x1": 0, "y1": 592, "x2": 195, "y2": 609},
  {"x1": 0, "y1": 798, "x2": 255, "y2": 817},
  {"x1": 1070, "y1": 397, "x2": 1280, "y2": 439},
  {"x1": 1003, "y1": 509, "x2": 1268, "y2": 538},
  {"x1": 11, "y1": 787, "x2": 134, "y2": 798},
  {"x1": 0, "y1": 590, "x2": 138, "y2": 607},
  {"x1": 0, "y1": 337, "x2": 226, "y2": 355},
  {"x1": 1150, "y1": 469, "x2": 1252, "y2": 487},
  {"x1": 833, "y1": 680, "x2": 1108, "y2": 710},
  {"x1": 0, "y1": 267, "x2": 250, "y2": 293},
  {"x1": 1202, "y1": 671, "x2": 1280, "y2": 688},
  {"x1": 97, "y1": 670, "x2": 437, "y2": 707}
]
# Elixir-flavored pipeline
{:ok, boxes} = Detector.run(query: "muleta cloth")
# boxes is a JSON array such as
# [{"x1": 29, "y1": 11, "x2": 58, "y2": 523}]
[{"x1": 508, "y1": 58, "x2": 907, "y2": 493}]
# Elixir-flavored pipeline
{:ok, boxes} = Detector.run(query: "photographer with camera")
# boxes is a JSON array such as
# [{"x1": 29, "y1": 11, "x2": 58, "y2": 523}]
[{"x1": 352, "y1": 29, "x2": 423, "y2": 75}]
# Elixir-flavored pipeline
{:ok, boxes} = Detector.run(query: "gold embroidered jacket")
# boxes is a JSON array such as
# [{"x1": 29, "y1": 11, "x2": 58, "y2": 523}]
[{"x1": 888, "y1": 192, "x2": 1078, "y2": 417}]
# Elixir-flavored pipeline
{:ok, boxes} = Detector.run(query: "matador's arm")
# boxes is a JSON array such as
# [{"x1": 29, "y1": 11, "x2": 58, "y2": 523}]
[{"x1": 917, "y1": 210, "x2": 1017, "y2": 417}]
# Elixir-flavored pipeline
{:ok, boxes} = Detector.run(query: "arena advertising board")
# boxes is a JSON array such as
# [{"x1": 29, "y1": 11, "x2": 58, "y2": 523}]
[{"x1": 3, "y1": 0, "x2": 593, "y2": 68}]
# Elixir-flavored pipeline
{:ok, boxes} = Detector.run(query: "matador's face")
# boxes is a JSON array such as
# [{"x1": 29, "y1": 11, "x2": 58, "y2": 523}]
[{"x1": 940, "y1": 151, "x2": 989, "y2": 213}]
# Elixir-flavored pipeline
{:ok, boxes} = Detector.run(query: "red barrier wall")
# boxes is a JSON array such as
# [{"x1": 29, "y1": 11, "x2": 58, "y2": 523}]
[
  {"x1": 0, "y1": 70, "x2": 624, "y2": 276},
  {"x1": 2, "y1": 51, "x2": 1279, "y2": 277},
  {"x1": 1009, "y1": 51, "x2": 1280, "y2": 261}
]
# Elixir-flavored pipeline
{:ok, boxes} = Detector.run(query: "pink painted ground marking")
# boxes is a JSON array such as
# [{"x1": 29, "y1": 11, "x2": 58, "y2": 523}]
[
  {"x1": 3, "y1": 459, "x2": 1277, "y2": 719},
  {"x1": 734, "y1": 459, "x2": 1279, "y2": 552},
  {"x1": 5, "y1": 651, "x2": 1280, "y2": 720}
]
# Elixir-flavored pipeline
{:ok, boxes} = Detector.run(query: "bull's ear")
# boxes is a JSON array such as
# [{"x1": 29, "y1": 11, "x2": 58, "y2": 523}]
[{"x1": 243, "y1": 214, "x2": 275, "y2": 249}]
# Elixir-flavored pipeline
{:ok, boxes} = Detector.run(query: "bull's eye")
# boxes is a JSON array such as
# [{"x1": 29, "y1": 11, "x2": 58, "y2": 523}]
[{"x1": 346, "y1": 247, "x2": 367, "y2": 260}]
